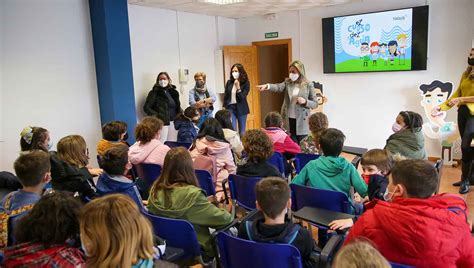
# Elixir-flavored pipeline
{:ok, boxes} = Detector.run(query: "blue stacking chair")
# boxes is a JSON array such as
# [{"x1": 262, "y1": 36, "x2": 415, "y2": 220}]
[
  {"x1": 216, "y1": 231, "x2": 303, "y2": 268},
  {"x1": 195, "y1": 169, "x2": 216, "y2": 196},
  {"x1": 164, "y1": 141, "x2": 192, "y2": 149},
  {"x1": 390, "y1": 262, "x2": 415, "y2": 268},
  {"x1": 294, "y1": 153, "x2": 320, "y2": 174},
  {"x1": 290, "y1": 184, "x2": 352, "y2": 214},
  {"x1": 133, "y1": 163, "x2": 162, "y2": 191},
  {"x1": 268, "y1": 152, "x2": 286, "y2": 176},
  {"x1": 143, "y1": 211, "x2": 213, "y2": 266},
  {"x1": 223, "y1": 174, "x2": 262, "y2": 211}
]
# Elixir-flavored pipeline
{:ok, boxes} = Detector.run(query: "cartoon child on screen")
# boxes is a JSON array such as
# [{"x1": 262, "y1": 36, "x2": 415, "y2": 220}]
[
  {"x1": 388, "y1": 40, "x2": 398, "y2": 65},
  {"x1": 370, "y1": 42, "x2": 379, "y2": 66},
  {"x1": 397, "y1": 33, "x2": 407, "y2": 65},
  {"x1": 379, "y1": 43, "x2": 388, "y2": 66},
  {"x1": 419, "y1": 80, "x2": 458, "y2": 151},
  {"x1": 360, "y1": 42, "x2": 370, "y2": 67}
]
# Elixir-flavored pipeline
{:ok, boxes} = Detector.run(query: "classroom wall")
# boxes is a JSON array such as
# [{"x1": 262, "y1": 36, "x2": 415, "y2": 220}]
[
  {"x1": 128, "y1": 5, "x2": 236, "y2": 119},
  {"x1": 0, "y1": 1, "x2": 4, "y2": 169},
  {"x1": 236, "y1": 0, "x2": 473, "y2": 158},
  {"x1": 1, "y1": 0, "x2": 101, "y2": 172}
]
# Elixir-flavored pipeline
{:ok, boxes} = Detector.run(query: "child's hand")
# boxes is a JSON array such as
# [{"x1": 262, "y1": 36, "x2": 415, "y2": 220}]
[
  {"x1": 329, "y1": 218, "x2": 354, "y2": 230},
  {"x1": 353, "y1": 192, "x2": 362, "y2": 203}
]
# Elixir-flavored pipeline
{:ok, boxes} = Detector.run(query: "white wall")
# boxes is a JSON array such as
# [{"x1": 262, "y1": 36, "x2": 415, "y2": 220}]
[
  {"x1": 1, "y1": 0, "x2": 101, "y2": 172},
  {"x1": 128, "y1": 5, "x2": 236, "y2": 119},
  {"x1": 236, "y1": 0, "x2": 473, "y2": 158}
]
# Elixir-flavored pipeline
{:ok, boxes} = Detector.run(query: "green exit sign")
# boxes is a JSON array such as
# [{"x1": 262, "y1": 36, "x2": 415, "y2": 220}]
[{"x1": 265, "y1": 32, "x2": 278, "y2": 39}]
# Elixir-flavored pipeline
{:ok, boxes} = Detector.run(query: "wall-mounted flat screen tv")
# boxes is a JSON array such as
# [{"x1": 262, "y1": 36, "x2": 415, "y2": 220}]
[{"x1": 322, "y1": 6, "x2": 429, "y2": 73}]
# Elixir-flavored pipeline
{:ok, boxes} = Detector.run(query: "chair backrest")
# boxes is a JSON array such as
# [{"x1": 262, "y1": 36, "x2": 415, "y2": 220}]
[
  {"x1": 290, "y1": 184, "x2": 351, "y2": 213},
  {"x1": 164, "y1": 141, "x2": 192, "y2": 149},
  {"x1": 228, "y1": 174, "x2": 262, "y2": 210},
  {"x1": 195, "y1": 169, "x2": 216, "y2": 196},
  {"x1": 294, "y1": 153, "x2": 320, "y2": 174},
  {"x1": 216, "y1": 231, "x2": 303, "y2": 268},
  {"x1": 390, "y1": 262, "x2": 415, "y2": 268},
  {"x1": 267, "y1": 152, "x2": 285, "y2": 176},
  {"x1": 143, "y1": 211, "x2": 202, "y2": 262},
  {"x1": 133, "y1": 163, "x2": 162, "y2": 191}
]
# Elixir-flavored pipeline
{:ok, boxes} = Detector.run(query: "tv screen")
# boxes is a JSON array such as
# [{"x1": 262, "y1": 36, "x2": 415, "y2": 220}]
[{"x1": 322, "y1": 6, "x2": 429, "y2": 73}]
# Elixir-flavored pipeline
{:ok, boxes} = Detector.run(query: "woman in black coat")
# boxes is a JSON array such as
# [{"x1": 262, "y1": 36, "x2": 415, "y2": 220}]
[
  {"x1": 144, "y1": 72, "x2": 182, "y2": 142},
  {"x1": 223, "y1": 63, "x2": 250, "y2": 136}
]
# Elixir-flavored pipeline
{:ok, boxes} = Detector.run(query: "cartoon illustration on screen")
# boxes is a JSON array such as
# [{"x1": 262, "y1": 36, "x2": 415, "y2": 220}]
[
  {"x1": 379, "y1": 43, "x2": 388, "y2": 65},
  {"x1": 388, "y1": 40, "x2": 398, "y2": 65},
  {"x1": 397, "y1": 33, "x2": 407, "y2": 65},
  {"x1": 419, "y1": 80, "x2": 459, "y2": 164},
  {"x1": 311, "y1": 82, "x2": 327, "y2": 114},
  {"x1": 360, "y1": 42, "x2": 370, "y2": 67},
  {"x1": 370, "y1": 42, "x2": 379, "y2": 66},
  {"x1": 334, "y1": 8, "x2": 412, "y2": 72}
]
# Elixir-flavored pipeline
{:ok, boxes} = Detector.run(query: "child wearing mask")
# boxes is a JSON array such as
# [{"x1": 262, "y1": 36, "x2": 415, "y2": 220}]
[{"x1": 385, "y1": 111, "x2": 426, "y2": 159}]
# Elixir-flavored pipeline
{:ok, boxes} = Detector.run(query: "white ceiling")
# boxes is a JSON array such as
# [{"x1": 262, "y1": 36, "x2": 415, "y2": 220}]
[{"x1": 128, "y1": 0, "x2": 360, "y2": 19}]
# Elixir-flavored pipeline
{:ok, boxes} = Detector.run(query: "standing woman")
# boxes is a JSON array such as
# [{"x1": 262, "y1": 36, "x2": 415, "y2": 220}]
[
  {"x1": 223, "y1": 63, "x2": 250, "y2": 136},
  {"x1": 257, "y1": 60, "x2": 320, "y2": 143},
  {"x1": 144, "y1": 72, "x2": 182, "y2": 142},
  {"x1": 433, "y1": 48, "x2": 474, "y2": 194}
]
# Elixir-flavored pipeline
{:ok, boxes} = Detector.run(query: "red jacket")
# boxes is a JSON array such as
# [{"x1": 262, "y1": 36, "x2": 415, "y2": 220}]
[
  {"x1": 263, "y1": 128, "x2": 301, "y2": 155},
  {"x1": 5, "y1": 242, "x2": 85, "y2": 267},
  {"x1": 344, "y1": 194, "x2": 474, "y2": 268}
]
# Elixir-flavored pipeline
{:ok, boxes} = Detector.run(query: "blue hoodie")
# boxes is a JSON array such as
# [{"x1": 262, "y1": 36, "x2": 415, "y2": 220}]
[
  {"x1": 292, "y1": 155, "x2": 367, "y2": 198},
  {"x1": 96, "y1": 173, "x2": 144, "y2": 210}
]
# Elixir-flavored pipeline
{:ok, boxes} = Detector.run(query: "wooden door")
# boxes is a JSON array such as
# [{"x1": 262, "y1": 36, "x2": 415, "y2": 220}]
[{"x1": 223, "y1": 46, "x2": 260, "y2": 129}]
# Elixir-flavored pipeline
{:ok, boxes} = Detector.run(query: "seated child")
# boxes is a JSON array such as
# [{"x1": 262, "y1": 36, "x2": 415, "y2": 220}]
[
  {"x1": 333, "y1": 240, "x2": 390, "y2": 268},
  {"x1": 5, "y1": 192, "x2": 84, "y2": 267},
  {"x1": 129, "y1": 117, "x2": 170, "y2": 166},
  {"x1": 238, "y1": 177, "x2": 317, "y2": 268},
  {"x1": 299, "y1": 112, "x2": 328, "y2": 154},
  {"x1": 96, "y1": 145, "x2": 144, "y2": 210},
  {"x1": 20, "y1": 126, "x2": 52, "y2": 152},
  {"x1": 0, "y1": 150, "x2": 51, "y2": 246},
  {"x1": 292, "y1": 128, "x2": 367, "y2": 204},
  {"x1": 215, "y1": 109, "x2": 244, "y2": 159},
  {"x1": 96, "y1": 121, "x2": 129, "y2": 157},
  {"x1": 174, "y1": 106, "x2": 200, "y2": 143},
  {"x1": 80, "y1": 194, "x2": 155, "y2": 267},
  {"x1": 237, "y1": 129, "x2": 281, "y2": 178},
  {"x1": 50, "y1": 135, "x2": 98, "y2": 201},
  {"x1": 262, "y1": 112, "x2": 301, "y2": 156}
]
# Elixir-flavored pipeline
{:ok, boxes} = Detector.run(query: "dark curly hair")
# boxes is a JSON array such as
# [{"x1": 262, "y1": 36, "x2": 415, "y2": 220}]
[
  {"x1": 242, "y1": 129, "x2": 274, "y2": 162},
  {"x1": 308, "y1": 112, "x2": 328, "y2": 142},
  {"x1": 15, "y1": 191, "x2": 82, "y2": 246}
]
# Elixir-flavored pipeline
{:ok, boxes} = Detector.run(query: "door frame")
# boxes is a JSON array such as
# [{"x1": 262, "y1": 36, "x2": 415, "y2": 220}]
[{"x1": 252, "y1": 38, "x2": 293, "y2": 67}]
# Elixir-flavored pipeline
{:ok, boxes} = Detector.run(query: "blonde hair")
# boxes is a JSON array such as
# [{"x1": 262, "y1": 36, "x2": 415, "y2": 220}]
[
  {"x1": 194, "y1": 72, "x2": 206, "y2": 81},
  {"x1": 334, "y1": 240, "x2": 391, "y2": 268},
  {"x1": 80, "y1": 194, "x2": 154, "y2": 267},
  {"x1": 57, "y1": 135, "x2": 88, "y2": 168}
]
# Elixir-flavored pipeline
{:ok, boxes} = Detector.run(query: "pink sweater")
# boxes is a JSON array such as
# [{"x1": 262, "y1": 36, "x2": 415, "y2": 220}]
[
  {"x1": 190, "y1": 137, "x2": 236, "y2": 199},
  {"x1": 263, "y1": 128, "x2": 301, "y2": 155},
  {"x1": 128, "y1": 139, "x2": 170, "y2": 166}
]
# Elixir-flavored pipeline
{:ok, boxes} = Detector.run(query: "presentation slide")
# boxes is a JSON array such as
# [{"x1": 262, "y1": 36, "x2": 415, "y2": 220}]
[{"x1": 334, "y1": 8, "x2": 413, "y2": 72}]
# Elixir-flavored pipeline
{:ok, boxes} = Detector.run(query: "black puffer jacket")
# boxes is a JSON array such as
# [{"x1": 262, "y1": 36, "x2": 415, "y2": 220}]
[
  {"x1": 50, "y1": 152, "x2": 97, "y2": 200},
  {"x1": 143, "y1": 84, "x2": 182, "y2": 125}
]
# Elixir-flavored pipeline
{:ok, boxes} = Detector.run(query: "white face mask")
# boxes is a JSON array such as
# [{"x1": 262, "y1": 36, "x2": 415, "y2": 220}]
[
  {"x1": 289, "y1": 73, "x2": 299, "y2": 82},
  {"x1": 392, "y1": 122, "x2": 403, "y2": 132},
  {"x1": 383, "y1": 187, "x2": 396, "y2": 202},
  {"x1": 159, "y1": 79, "x2": 169, "y2": 88},
  {"x1": 232, "y1": 71, "x2": 239, "y2": 79},
  {"x1": 47, "y1": 140, "x2": 53, "y2": 151}
]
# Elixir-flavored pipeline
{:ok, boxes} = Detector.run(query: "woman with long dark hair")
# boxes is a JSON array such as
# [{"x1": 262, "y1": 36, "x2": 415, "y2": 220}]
[
  {"x1": 223, "y1": 63, "x2": 250, "y2": 136},
  {"x1": 144, "y1": 72, "x2": 182, "y2": 142},
  {"x1": 433, "y1": 48, "x2": 474, "y2": 194}
]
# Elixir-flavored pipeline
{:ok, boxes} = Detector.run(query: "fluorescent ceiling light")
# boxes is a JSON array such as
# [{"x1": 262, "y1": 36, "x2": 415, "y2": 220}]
[{"x1": 197, "y1": 0, "x2": 247, "y2": 5}]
